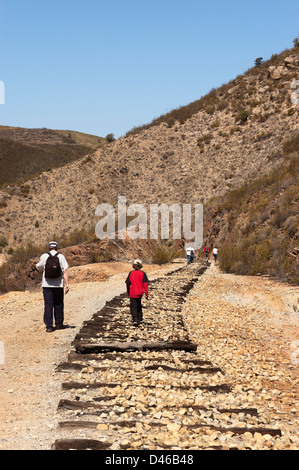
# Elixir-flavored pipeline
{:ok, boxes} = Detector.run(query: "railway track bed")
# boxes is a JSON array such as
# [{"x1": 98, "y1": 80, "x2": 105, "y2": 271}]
[{"x1": 52, "y1": 262, "x2": 283, "y2": 451}]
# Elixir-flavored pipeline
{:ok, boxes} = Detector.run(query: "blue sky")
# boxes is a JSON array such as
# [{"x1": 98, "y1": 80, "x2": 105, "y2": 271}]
[{"x1": 0, "y1": 0, "x2": 298, "y2": 138}]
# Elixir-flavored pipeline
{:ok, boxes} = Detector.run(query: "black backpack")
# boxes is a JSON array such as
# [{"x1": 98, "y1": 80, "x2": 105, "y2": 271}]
[{"x1": 45, "y1": 253, "x2": 62, "y2": 279}]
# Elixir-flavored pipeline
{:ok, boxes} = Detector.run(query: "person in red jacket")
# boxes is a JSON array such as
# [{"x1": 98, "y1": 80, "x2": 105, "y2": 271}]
[
  {"x1": 125, "y1": 259, "x2": 149, "y2": 326},
  {"x1": 203, "y1": 245, "x2": 209, "y2": 260}
]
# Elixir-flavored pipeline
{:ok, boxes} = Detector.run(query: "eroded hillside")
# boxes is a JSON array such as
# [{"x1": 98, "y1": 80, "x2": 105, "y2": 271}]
[{"x1": 0, "y1": 48, "x2": 298, "y2": 251}]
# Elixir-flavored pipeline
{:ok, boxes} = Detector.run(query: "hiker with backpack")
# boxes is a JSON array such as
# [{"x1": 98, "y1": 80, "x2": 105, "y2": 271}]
[
  {"x1": 36, "y1": 241, "x2": 69, "y2": 333},
  {"x1": 212, "y1": 247, "x2": 218, "y2": 263},
  {"x1": 186, "y1": 246, "x2": 195, "y2": 264}
]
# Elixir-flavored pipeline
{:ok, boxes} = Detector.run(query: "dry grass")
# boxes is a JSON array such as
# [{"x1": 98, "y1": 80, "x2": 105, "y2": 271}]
[
  {"x1": 152, "y1": 242, "x2": 183, "y2": 265},
  {"x1": 0, "y1": 127, "x2": 104, "y2": 187},
  {"x1": 205, "y1": 142, "x2": 299, "y2": 284}
]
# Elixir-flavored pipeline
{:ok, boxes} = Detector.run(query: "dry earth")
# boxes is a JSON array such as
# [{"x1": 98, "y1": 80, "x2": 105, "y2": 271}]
[
  {"x1": 184, "y1": 263, "x2": 299, "y2": 449},
  {"x1": 0, "y1": 260, "x2": 298, "y2": 450},
  {"x1": 0, "y1": 261, "x2": 183, "y2": 450},
  {"x1": 1, "y1": 50, "x2": 298, "y2": 250}
]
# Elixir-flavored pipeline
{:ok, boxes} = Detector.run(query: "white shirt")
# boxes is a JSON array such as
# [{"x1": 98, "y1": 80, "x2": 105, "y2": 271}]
[
  {"x1": 186, "y1": 247, "x2": 193, "y2": 255},
  {"x1": 36, "y1": 250, "x2": 69, "y2": 288},
  {"x1": 213, "y1": 248, "x2": 218, "y2": 254}
]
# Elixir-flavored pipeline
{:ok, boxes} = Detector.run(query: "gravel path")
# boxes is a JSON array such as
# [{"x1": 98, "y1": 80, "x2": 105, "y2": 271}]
[
  {"x1": 0, "y1": 261, "x2": 182, "y2": 450},
  {"x1": 0, "y1": 260, "x2": 298, "y2": 450},
  {"x1": 183, "y1": 262, "x2": 299, "y2": 450}
]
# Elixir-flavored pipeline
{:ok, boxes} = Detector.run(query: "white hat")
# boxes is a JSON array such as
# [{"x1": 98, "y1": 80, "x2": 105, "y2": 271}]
[
  {"x1": 49, "y1": 241, "x2": 59, "y2": 249},
  {"x1": 133, "y1": 259, "x2": 143, "y2": 269}
]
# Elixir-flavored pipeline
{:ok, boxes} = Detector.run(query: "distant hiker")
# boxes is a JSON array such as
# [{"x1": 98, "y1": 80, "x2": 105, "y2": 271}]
[
  {"x1": 36, "y1": 241, "x2": 69, "y2": 333},
  {"x1": 212, "y1": 247, "x2": 218, "y2": 263},
  {"x1": 203, "y1": 245, "x2": 209, "y2": 260},
  {"x1": 186, "y1": 246, "x2": 195, "y2": 264},
  {"x1": 125, "y1": 259, "x2": 149, "y2": 327}
]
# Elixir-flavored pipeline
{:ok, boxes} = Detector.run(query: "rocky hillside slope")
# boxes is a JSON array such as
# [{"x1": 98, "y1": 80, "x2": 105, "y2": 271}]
[
  {"x1": 0, "y1": 48, "x2": 298, "y2": 253},
  {"x1": 203, "y1": 137, "x2": 299, "y2": 284},
  {"x1": 0, "y1": 126, "x2": 104, "y2": 187}
]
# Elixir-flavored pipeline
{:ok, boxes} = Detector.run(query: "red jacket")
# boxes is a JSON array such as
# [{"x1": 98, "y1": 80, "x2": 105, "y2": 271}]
[{"x1": 126, "y1": 270, "x2": 149, "y2": 298}]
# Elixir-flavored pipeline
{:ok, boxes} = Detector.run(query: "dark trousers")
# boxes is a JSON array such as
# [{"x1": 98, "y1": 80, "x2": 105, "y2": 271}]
[
  {"x1": 43, "y1": 287, "x2": 64, "y2": 327},
  {"x1": 130, "y1": 297, "x2": 143, "y2": 323}
]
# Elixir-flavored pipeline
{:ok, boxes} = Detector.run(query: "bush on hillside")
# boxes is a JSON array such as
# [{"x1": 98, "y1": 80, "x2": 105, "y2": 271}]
[
  {"x1": 152, "y1": 243, "x2": 181, "y2": 265},
  {"x1": 235, "y1": 109, "x2": 251, "y2": 124},
  {"x1": 207, "y1": 151, "x2": 299, "y2": 285}
]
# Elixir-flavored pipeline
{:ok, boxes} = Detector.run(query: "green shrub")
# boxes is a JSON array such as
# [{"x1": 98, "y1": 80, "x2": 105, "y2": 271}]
[
  {"x1": 235, "y1": 109, "x2": 251, "y2": 123},
  {"x1": 254, "y1": 57, "x2": 264, "y2": 67},
  {"x1": 9, "y1": 243, "x2": 47, "y2": 265},
  {"x1": 219, "y1": 238, "x2": 273, "y2": 276},
  {"x1": 59, "y1": 228, "x2": 97, "y2": 247},
  {"x1": 105, "y1": 133, "x2": 116, "y2": 143},
  {"x1": 293, "y1": 36, "x2": 299, "y2": 47},
  {"x1": 152, "y1": 244, "x2": 180, "y2": 265},
  {"x1": 0, "y1": 236, "x2": 8, "y2": 248}
]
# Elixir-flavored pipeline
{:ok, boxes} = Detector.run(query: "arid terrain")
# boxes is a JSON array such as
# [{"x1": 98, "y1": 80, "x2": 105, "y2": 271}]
[
  {"x1": 0, "y1": 261, "x2": 182, "y2": 450},
  {"x1": 0, "y1": 45, "x2": 298, "y2": 451},
  {"x1": 0, "y1": 260, "x2": 298, "y2": 450},
  {"x1": 0, "y1": 49, "x2": 298, "y2": 250}
]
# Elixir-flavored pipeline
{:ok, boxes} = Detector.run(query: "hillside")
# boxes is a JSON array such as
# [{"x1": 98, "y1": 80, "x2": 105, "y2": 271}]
[
  {"x1": 0, "y1": 47, "x2": 298, "y2": 288},
  {"x1": 204, "y1": 136, "x2": 299, "y2": 284},
  {"x1": 0, "y1": 126, "x2": 105, "y2": 187}
]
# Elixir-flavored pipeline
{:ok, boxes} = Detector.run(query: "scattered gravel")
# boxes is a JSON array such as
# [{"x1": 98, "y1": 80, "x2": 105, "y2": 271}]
[{"x1": 1, "y1": 260, "x2": 298, "y2": 450}]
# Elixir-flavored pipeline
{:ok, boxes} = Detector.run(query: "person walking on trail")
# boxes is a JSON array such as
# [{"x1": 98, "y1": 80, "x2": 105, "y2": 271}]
[
  {"x1": 212, "y1": 247, "x2": 218, "y2": 263},
  {"x1": 125, "y1": 259, "x2": 149, "y2": 327},
  {"x1": 36, "y1": 241, "x2": 69, "y2": 333},
  {"x1": 203, "y1": 245, "x2": 209, "y2": 261},
  {"x1": 186, "y1": 246, "x2": 195, "y2": 264}
]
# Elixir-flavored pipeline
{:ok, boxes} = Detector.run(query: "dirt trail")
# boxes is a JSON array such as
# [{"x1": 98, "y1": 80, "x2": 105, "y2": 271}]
[
  {"x1": 0, "y1": 261, "x2": 183, "y2": 450},
  {"x1": 0, "y1": 260, "x2": 298, "y2": 450}
]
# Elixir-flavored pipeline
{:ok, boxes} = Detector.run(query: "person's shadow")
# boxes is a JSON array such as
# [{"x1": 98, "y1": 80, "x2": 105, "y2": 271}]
[{"x1": 55, "y1": 324, "x2": 76, "y2": 331}]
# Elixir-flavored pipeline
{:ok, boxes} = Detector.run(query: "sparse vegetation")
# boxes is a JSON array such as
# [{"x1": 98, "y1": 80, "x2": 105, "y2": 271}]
[
  {"x1": 205, "y1": 149, "x2": 299, "y2": 284},
  {"x1": 197, "y1": 133, "x2": 213, "y2": 147},
  {"x1": 105, "y1": 133, "x2": 116, "y2": 143},
  {"x1": 1, "y1": 46, "x2": 299, "y2": 292},
  {"x1": 124, "y1": 46, "x2": 297, "y2": 140},
  {"x1": 152, "y1": 243, "x2": 182, "y2": 265},
  {"x1": 0, "y1": 127, "x2": 104, "y2": 187},
  {"x1": 0, "y1": 242, "x2": 48, "y2": 292},
  {"x1": 254, "y1": 57, "x2": 264, "y2": 67},
  {"x1": 59, "y1": 228, "x2": 98, "y2": 248},
  {"x1": 0, "y1": 236, "x2": 8, "y2": 248},
  {"x1": 126, "y1": 87, "x2": 222, "y2": 136},
  {"x1": 89, "y1": 248, "x2": 113, "y2": 263},
  {"x1": 235, "y1": 109, "x2": 251, "y2": 124}
]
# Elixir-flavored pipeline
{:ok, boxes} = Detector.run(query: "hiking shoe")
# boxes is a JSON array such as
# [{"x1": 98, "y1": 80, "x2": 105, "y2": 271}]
[
  {"x1": 56, "y1": 324, "x2": 65, "y2": 330},
  {"x1": 46, "y1": 326, "x2": 55, "y2": 333}
]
